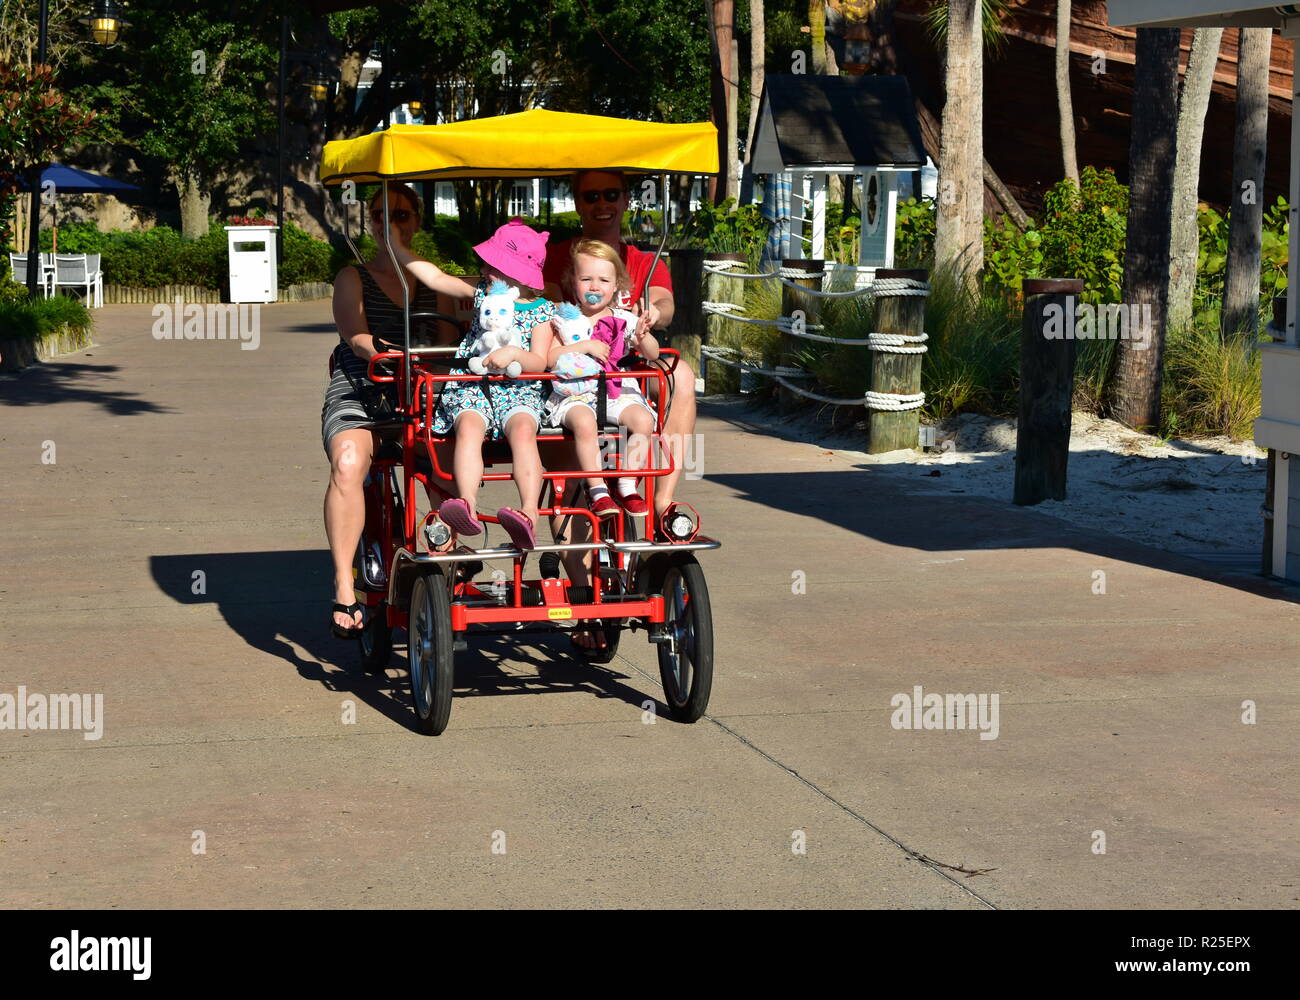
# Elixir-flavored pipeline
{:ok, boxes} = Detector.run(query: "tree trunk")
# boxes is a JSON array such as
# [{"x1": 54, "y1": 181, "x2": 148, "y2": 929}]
[
  {"x1": 707, "y1": 0, "x2": 728, "y2": 204},
  {"x1": 933, "y1": 0, "x2": 984, "y2": 292},
  {"x1": 747, "y1": 0, "x2": 764, "y2": 158},
  {"x1": 1056, "y1": 1, "x2": 1079, "y2": 185},
  {"x1": 1167, "y1": 27, "x2": 1224, "y2": 329},
  {"x1": 810, "y1": 1, "x2": 827, "y2": 75},
  {"x1": 178, "y1": 174, "x2": 212, "y2": 241},
  {"x1": 727, "y1": 33, "x2": 740, "y2": 201},
  {"x1": 1112, "y1": 28, "x2": 1181, "y2": 433},
  {"x1": 740, "y1": 0, "x2": 766, "y2": 204},
  {"x1": 1223, "y1": 27, "x2": 1272, "y2": 338}
]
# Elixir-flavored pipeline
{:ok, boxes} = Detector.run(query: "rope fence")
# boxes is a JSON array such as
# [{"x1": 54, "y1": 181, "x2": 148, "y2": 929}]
[{"x1": 699, "y1": 258, "x2": 931, "y2": 417}]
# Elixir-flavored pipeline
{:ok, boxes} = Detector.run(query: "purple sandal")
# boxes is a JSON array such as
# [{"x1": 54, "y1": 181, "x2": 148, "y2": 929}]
[
  {"x1": 497, "y1": 507, "x2": 537, "y2": 550},
  {"x1": 438, "y1": 498, "x2": 483, "y2": 536}
]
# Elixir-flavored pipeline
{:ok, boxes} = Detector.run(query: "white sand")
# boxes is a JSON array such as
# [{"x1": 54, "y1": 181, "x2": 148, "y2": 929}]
[{"x1": 714, "y1": 400, "x2": 1269, "y2": 555}]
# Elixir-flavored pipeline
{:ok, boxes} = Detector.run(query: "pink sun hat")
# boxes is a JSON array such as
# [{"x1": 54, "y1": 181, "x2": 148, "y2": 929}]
[{"x1": 473, "y1": 217, "x2": 549, "y2": 290}]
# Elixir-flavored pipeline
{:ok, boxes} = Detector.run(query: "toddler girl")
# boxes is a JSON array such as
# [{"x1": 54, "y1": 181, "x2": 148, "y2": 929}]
[
  {"x1": 545, "y1": 238, "x2": 658, "y2": 519},
  {"x1": 395, "y1": 218, "x2": 556, "y2": 549}
]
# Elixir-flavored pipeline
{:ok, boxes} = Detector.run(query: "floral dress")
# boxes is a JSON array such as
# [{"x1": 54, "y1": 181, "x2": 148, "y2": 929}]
[{"x1": 430, "y1": 279, "x2": 556, "y2": 440}]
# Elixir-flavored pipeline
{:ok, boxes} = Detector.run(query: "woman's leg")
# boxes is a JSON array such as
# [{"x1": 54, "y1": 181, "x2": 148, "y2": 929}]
[
  {"x1": 652, "y1": 358, "x2": 698, "y2": 519},
  {"x1": 324, "y1": 428, "x2": 375, "y2": 632},
  {"x1": 504, "y1": 411, "x2": 542, "y2": 527},
  {"x1": 621, "y1": 403, "x2": 656, "y2": 476}
]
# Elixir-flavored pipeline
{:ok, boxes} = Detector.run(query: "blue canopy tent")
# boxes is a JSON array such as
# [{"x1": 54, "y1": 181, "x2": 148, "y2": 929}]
[{"x1": 15, "y1": 163, "x2": 140, "y2": 252}]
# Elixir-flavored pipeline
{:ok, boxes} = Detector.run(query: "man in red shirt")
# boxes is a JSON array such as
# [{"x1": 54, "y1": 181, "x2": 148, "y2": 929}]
[{"x1": 542, "y1": 169, "x2": 697, "y2": 523}]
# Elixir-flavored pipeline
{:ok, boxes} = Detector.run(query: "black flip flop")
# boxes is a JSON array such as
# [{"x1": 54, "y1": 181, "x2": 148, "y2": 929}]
[{"x1": 331, "y1": 602, "x2": 364, "y2": 639}]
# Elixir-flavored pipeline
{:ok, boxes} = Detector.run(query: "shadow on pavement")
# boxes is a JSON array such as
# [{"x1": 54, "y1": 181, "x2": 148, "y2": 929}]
[
  {"x1": 0, "y1": 361, "x2": 174, "y2": 416},
  {"x1": 706, "y1": 467, "x2": 1297, "y2": 606},
  {"x1": 148, "y1": 550, "x2": 654, "y2": 733}
]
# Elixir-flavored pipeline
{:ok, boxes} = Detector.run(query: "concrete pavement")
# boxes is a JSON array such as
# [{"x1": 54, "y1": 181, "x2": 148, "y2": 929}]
[{"x1": 0, "y1": 301, "x2": 1295, "y2": 908}]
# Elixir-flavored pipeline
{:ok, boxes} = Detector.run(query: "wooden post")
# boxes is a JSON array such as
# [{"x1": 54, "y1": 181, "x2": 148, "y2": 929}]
[
  {"x1": 1014, "y1": 278, "x2": 1083, "y2": 505},
  {"x1": 666, "y1": 248, "x2": 705, "y2": 379},
  {"x1": 779, "y1": 258, "x2": 823, "y2": 409},
  {"x1": 868, "y1": 268, "x2": 928, "y2": 454},
  {"x1": 703, "y1": 252, "x2": 746, "y2": 393}
]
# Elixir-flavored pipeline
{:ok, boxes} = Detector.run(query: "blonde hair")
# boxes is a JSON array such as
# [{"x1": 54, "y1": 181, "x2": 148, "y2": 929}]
[{"x1": 566, "y1": 238, "x2": 631, "y2": 297}]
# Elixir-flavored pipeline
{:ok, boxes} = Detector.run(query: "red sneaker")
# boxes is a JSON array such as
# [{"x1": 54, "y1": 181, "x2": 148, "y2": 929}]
[
  {"x1": 617, "y1": 491, "x2": 649, "y2": 518},
  {"x1": 591, "y1": 494, "x2": 621, "y2": 518}
]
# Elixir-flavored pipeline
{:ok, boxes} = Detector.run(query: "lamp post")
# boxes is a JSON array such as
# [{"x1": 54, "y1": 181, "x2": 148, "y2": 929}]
[
  {"x1": 25, "y1": 1, "x2": 129, "y2": 296},
  {"x1": 24, "y1": 0, "x2": 50, "y2": 297}
]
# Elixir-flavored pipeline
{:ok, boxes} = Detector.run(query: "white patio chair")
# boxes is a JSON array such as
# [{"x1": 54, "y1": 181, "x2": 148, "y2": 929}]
[
  {"x1": 52, "y1": 254, "x2": 96, "y2": 306},
  {"x1": 85, "y1": 253, "x2": 103, "y2": 308},
  {"x1": 8, "y1": 253, "x2": 52, "y2": 297}
]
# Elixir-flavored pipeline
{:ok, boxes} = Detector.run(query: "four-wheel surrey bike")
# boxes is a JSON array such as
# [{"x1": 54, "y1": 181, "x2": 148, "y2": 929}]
[{"x1": 320, "y1": 110, "x2": 721, "y2": 735}]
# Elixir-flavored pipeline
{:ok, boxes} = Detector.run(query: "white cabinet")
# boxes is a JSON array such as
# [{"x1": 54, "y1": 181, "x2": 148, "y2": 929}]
[{"x1": 224, "y1": 225, "x2": 278, "y2": 303}]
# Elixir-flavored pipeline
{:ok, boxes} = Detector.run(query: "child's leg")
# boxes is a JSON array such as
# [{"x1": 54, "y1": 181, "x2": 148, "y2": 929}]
[
  {"x1": 503, "y1": 411, "x2": 542, "y2": 525},
  {"x1": 452, "y1": 410, "x2": 488, "y2": 510},
  {"x1": 562, "y1": 405, "x2": 603, "y2": 492}
]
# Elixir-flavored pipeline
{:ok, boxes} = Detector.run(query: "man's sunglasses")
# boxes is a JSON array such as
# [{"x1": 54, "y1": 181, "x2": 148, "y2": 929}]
[
  {"x1": 580, "y1": 188, "x2": 624, "y2": 204},
  {"x1": 371, "y1": 209, "x2": 414, "y2": 222}
]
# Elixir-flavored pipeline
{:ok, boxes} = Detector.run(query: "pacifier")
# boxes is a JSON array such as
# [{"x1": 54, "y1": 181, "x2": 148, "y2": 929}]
[{"x1": 584, "y1": 292, "x2": 603, "y2": 305}]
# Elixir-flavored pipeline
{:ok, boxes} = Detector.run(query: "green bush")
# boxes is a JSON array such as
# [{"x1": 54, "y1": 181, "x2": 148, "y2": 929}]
[
  {"x1": 671, "y1": 198, "x2": 769, "y2": 256},
  {"x1": 894, "y1": 197, "x2": 936, "y2": 267},
  {"x1": 1193, "y1": 196, "x2": 1289, "y2": 325},
  {"x1": 36, "y1": 220, "x2": 453, "y2": 289},
  {"x1": 1036, "y1": 166, "x2": 1128, "y2": 302},
  {"x1": 0, "y1": 294, "x2": 93, "y2": 340}
]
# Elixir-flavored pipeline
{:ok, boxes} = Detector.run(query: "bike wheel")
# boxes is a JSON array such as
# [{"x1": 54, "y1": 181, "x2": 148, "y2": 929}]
[
  {"x1": 656, "y1": 556, "x2": 714, "y2": 723},
  {"x1": 359, "y1": 602, "x2": 393, "y2": 674},
  {"x1": 408, "y1": 571, "x2": 454, "y2": 735}
]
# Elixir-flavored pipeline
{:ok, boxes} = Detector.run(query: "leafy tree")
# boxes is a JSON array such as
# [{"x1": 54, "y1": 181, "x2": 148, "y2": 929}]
[{"x1": 103, "y1": 2, "x2": 277, "y2": 239}]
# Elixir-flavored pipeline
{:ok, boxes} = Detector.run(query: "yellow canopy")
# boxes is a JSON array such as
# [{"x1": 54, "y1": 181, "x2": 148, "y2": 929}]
[{"x1": 320, "y1": 109, "x2": 719, "y2": 185}]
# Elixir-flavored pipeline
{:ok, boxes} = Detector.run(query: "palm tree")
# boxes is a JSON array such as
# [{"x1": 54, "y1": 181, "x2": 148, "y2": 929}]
[
  {"x1": 1056, "y1": 2, "x2": 1079, "y2": 185},
  {"x1": 933, "y1": 0, "x2": 984, "y2": 291},
  {"x1": 1167, "y1": 27, "x2": 1225, "y2": 329},
  {"x1": 1112, "y1": 28, "x2": 1181, "y2": 432},
  {"x1": 1223, "y1": 27, "x2": 1273, "y2": 338}
]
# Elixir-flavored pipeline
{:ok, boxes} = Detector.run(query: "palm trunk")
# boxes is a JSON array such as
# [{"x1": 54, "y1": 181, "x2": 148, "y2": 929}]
[
  {"x1": 746, "y1": 0, "x2": 764, "y2": 160},
  {"x1": 1223, "y1": 27, "x2": 1272, "y2": 338},
  {"x1": 1167, "y1": 27, "x2": 1225, "y2": 330},
  {"x1": 727, "y1": 33, "x2": 740, "y2": 201},
  {"x1": 810, "y1": 1, "x2": 827, "y2": 74},
  {"x1": 1056, "y1": 1, "x2": 1079, "y2": 185},
  {"x1": 933, "y1": 0, "x2": 984, "y2": 291},
  {"x1": 1112, "y1": 28, "x2": 1181, "y2": 432}
]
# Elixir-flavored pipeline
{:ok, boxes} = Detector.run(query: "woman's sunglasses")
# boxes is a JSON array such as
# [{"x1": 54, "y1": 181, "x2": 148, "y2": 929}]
[
  {"x1": 371, "y1": 208, "x2": 413, "y2": 222},
  {"x1": 580, "y1": 188, "x2": 623, "y2": 204}
]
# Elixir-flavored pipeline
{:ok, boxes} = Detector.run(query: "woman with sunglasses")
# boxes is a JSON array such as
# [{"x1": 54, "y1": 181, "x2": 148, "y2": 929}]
[{"x1": 323, "y1": 185, "x2": 476, "y2": 639}]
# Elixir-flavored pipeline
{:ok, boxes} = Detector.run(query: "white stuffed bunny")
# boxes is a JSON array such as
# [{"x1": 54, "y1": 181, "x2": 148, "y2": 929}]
[
  {"x1": 548, "y1": 302, "x2": 602, "y2": 398},
  {"x1": 467, "y1": 279, "x2": 524, "y2": 378}
]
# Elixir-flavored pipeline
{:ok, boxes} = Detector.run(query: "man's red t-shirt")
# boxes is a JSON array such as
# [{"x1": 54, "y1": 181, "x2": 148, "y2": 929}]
[{"x1": 543, "y1": 238, "x2": 673, "y2": 308}]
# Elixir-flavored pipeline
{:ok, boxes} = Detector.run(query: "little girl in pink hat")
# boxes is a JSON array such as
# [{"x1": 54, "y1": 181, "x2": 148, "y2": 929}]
[{"x1": 391, "y1": 218, "x2": 557, "y2": 549}]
